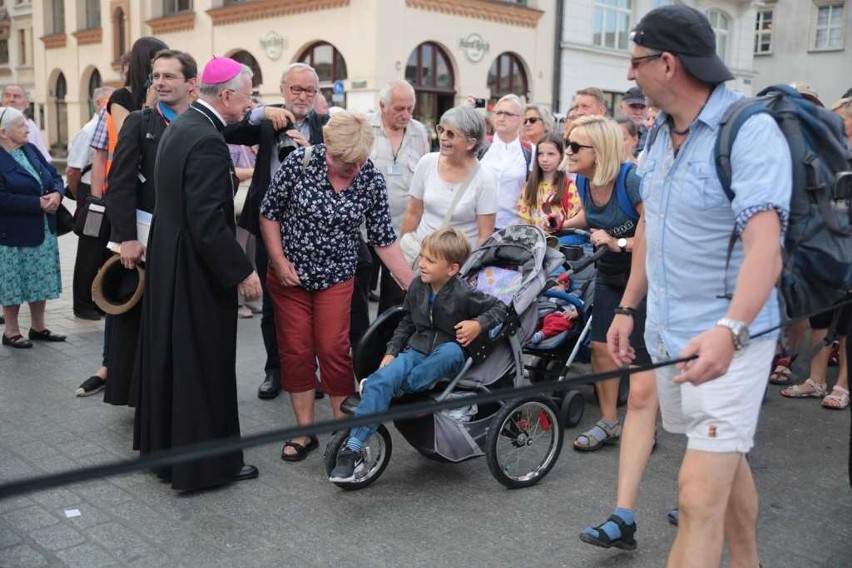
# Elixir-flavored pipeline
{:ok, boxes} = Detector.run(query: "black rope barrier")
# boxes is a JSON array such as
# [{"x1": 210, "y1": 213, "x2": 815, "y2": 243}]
[
  {"x1": 0, "y1": 355, "x2": 693, "y2": 499},
  {"x1": 4, "y1": 295, "x2": 850, "y2": 500}
]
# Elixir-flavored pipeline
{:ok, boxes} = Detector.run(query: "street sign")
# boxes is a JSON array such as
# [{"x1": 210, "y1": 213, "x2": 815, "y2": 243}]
[{"x1": 332, "y1": 80, "x2": 345, "y2": 95}]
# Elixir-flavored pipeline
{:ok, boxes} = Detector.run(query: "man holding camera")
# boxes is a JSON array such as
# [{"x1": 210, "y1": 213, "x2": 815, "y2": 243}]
[{"x1": 226, "y1": 63, "x2": 330, "y2": 400}]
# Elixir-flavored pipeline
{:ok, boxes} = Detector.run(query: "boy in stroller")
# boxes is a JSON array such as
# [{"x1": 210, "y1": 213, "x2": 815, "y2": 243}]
[{"x1": 329, "y1": 228, "x2": 508, "y2": 483}]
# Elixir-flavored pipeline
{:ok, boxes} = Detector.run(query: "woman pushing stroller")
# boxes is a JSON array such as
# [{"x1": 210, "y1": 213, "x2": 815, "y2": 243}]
[{"x1": 329, "y1": 228, "x2": 508, "y2": 483}]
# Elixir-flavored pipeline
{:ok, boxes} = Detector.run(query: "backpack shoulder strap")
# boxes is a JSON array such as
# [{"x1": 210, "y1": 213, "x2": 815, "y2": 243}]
[
  {"x1": 521, "y1": 142, "x2": 533, "y2": 181},
  {"x1": 575, "y1": 174, "x2": 589, "y2": 204},
  {"x1": 614, "y1": 162, "x2": 640, "y2": 223},
  {"x1": 713, "y1": 97, "x2": 772, "y2": 201}
]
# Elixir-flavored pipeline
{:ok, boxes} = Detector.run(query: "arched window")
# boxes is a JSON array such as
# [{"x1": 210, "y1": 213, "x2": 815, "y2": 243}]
[
  {"x1": 405, "y1": 41, "x2": 455, "y2": 135},
  {"x1": 298, "y1": 41, "x2": 347, "y2": 106},
  {"x1": 87, "y1": 69, "x2": 102, "y2": 115},
  {"x1": 487, "y1": 52, "x2": 528, "y2": 101},
  {"x1": 113, "y1": 8, "x2": 126, "y2": 63},
  {"x1": 230, "y1": 49, "x2": 263, "y2": 88},
  {"x1": 707, "y1": 9, "x2": 730, "y2": 62},
  {"x1": 54, "y1": 72, "x2": 68, "y2": 148}
]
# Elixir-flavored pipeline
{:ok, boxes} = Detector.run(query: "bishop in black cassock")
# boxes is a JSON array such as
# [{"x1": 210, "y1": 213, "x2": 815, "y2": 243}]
[{"x1": 133, "y1": 57, "x2": 262, "y2": 491}]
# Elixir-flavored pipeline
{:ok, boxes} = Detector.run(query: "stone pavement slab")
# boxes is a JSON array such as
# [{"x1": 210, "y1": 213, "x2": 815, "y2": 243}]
[{"x1": 0, "y1": 234, "x2": 850, "y2": 567}]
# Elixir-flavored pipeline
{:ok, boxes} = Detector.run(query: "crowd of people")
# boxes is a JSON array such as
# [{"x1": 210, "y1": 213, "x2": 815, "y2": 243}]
[{"x1": 1, "y1": 4, "x2": 851, "y2": 566}]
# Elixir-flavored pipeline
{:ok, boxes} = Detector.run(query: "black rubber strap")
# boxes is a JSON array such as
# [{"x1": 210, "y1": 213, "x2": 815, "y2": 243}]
[{"x1": 614, "y1": 306, "x2": 637, "y2": 317}]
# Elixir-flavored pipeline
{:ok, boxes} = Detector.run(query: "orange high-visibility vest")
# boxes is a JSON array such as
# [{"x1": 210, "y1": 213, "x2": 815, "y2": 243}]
[{"x1": 103, "y1": 111, "x2": 119, "y2": 193}]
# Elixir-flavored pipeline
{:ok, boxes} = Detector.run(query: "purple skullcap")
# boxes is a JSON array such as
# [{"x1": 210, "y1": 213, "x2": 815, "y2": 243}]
[{"x1": 200, "y1": 56, "x2": 242, "y2": 84}]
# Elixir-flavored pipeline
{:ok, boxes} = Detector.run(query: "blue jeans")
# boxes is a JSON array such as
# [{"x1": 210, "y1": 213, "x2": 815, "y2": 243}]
[{"x1": 350, "y1": 342, "x2": 465, "y2": 443}]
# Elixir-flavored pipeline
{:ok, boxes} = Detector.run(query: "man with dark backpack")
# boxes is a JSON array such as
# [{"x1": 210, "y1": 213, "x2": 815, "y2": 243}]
[{"x1": 605, "y1": 5, "x2": 792, "y2": 566}]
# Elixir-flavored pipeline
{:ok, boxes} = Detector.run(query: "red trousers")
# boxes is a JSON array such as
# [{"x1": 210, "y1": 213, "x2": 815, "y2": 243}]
[{"x1": 266, "y1": 276, "x2": 356, "y2": 396}]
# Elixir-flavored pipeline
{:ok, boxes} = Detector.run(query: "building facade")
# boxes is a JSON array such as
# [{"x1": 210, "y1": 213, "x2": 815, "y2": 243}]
[
  {"x1": 13, "y1": 0, "x2": 557, "y2": 152},
  {"x1": 750, "y1": 0, "x2": 852, "y2": 104},
  {"x1": 559, "y1": 0, "x2": 759, "y2": 115}
]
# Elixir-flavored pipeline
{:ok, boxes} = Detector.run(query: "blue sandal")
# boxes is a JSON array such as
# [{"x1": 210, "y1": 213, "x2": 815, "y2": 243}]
[{"x1": 579, "y1": 514, "x2": 637, "y2": 550}]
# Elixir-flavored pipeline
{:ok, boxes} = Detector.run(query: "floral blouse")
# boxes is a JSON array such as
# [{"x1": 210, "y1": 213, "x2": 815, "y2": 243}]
[
  {"x1": 515, "y1": 179, "x2": 582, "y2": 232},
  {"x1": 260, "y1": 144, "x2": 396, "y2": 291}
]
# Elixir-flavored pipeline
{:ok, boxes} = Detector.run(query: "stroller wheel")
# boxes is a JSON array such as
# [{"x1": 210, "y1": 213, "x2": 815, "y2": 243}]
[
  {"x1": 486, "y1": 396, "x2": 564, "y2": 489},
  {"x1": 324, "y1": 425, "x2": 392, "y2": 490},
  {"x1": 560, "y1": 390, "x2": 585, "y2": 428}
]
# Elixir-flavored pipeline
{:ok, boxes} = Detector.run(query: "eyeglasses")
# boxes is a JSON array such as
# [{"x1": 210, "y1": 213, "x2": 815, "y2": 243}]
[
  {"x1": 436, "y1": 124, "x2": 466, "y2": 140},
  {"x1": 287, "y1": 85, "x2": 318, "y2": 97},
  {"x1": 148, "y1": 72, "x2": 184, "y2": 82},
  {"x1": 523, "y1": 117, "x2": 541, "y2": 125},
  {"x1": 494, "y1": 110, "x2": 519, "y2": 118},
  {"x1": 564, "y1": 140, "x2": 594, "y2": 154},
  {"x1": 629, "y1": 53, "x2": 662, "y2": 69}
]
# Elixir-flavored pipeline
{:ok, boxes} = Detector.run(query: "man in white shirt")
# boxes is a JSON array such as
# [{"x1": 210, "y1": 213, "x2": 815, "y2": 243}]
[
  {"x1": 479, "y1": 94, "x2": 529, "y2": 228},
  {"x1": 67, "y1": 86, "x2": 114, "y2": 320},
  {"x1": 369, "y1": 80, "x2": 430, "y2": 312},
  {"x1": 1, "y1": 84, "x2": 52, "y2": 162}
]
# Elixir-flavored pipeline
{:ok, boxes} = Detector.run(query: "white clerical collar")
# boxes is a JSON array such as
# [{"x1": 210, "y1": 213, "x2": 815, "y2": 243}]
[{"x1": 196, "y1": 99, "x2": 226, "y2": 127}]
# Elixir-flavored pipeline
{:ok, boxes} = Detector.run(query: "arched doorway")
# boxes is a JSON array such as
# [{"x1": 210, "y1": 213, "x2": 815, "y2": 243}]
[
  {"x1": 87, "y1": 69, "x2": 102, "y2": 116},
  {"x1": 297, "y1": 41, "x2": 347, "y2": 107},
  {"x1": 405, "y1": 42, "x2": 455, "y2": 140},
  {"x1": 54, "y1": 72, "x2": 68, "y2": 150},
  {"x1": 229, "y1": 49, "x2": 263, "y2": 89},
  {"x1": 487, "y1": 52, "x2": 528, "y2": 101}
]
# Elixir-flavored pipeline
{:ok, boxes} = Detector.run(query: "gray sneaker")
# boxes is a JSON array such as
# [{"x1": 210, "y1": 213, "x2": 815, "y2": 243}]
[{"x1": 328, "y1": 447, "x2": 364, "y2": 483}]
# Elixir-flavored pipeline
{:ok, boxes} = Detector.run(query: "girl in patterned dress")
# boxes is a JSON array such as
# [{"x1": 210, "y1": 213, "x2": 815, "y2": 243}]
[{"x1": 515, "y1": 135, "x2": 581, "y2": 233}]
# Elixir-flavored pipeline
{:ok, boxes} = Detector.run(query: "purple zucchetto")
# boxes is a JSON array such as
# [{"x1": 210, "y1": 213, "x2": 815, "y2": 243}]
[{"x1": 200, "y1": 56, "x2": 242, "y2": 84}]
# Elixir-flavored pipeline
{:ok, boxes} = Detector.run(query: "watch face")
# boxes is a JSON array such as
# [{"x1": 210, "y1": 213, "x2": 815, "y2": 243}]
[{"x1": 618, "y1": 238, "x2": 627, "y2": 247}]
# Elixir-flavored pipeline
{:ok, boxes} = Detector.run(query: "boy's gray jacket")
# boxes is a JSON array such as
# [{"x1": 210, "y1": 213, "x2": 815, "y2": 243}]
[{"x1": 386, "y1": 276, "x2": 508, "y2": 358}]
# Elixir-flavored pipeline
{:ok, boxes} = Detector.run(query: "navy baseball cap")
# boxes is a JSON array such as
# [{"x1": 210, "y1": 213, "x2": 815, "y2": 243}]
[
  {"x1": 630, "y1": 4, "x2": 734, "y2": 85},
  {"x1": 622, "y1": 87, "x2": 646, "y2": 105}
]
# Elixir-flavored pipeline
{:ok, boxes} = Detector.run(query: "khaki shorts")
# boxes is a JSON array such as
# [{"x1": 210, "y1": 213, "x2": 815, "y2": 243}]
[{"x1": 655, "y1": 339, "x2": 775, "y2": 454}]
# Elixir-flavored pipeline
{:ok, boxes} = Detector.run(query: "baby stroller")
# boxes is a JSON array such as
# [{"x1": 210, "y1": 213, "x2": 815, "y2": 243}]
[
  {"x1": 325, "y1": 225, "x2": 566, "y2": 490},
  {"x1": 523, "y1": 229, "x2": 628, "y2": 429}
]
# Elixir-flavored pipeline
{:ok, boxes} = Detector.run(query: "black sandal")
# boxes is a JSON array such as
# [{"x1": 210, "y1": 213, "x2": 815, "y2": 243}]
[
  {"x1": 28, "y1": 328, "x2": 66, "y2": 342},
  {"x1": 280, "y1": 436, "x2": 319, "y2": 462},
  {"x1": 579, "y1": 514, "x2": 637, "y2": 550},
  {"x1": 3, "y1": 334, "x2": 33, "y2": 349}
]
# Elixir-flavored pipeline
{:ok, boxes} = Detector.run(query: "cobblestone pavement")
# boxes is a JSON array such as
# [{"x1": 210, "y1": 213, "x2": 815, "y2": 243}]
[{"x1": 0, "y1": 235, "x2": 850, "y2": 567}]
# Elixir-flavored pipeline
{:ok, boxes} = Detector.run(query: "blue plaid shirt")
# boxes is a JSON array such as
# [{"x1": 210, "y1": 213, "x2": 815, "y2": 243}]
[{"x1": 638, "y1": 84, "x2": 791, "y2": 358}]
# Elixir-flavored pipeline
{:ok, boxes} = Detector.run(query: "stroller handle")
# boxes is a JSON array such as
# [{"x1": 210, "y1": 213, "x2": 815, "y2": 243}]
[
  {"x1": 565, "y1": 244, "x2": 608, "y2": 275},
  {"x1": 553, "y1": 228, "x2": 591, "y2": 239}
]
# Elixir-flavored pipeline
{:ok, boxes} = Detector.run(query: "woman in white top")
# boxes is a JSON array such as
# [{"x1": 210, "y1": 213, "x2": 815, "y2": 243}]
[{"x1": 401, "y1": 106, "x2": 496, "y2": 246}]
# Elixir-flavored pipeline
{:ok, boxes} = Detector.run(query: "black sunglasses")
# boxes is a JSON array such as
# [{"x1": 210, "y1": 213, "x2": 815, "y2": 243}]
[
  {"x1": 629, "y1": 53, "x2": 663, "y2": 69},
  {"x1": 523, "y1": 117, "x2": 540, "y2": 125},
  {"x1": 564, "y1": 140, "x2": 594, "y2": 153}
]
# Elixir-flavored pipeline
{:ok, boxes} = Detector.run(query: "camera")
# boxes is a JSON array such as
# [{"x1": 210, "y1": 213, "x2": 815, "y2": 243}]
[
  {"x1": 276, "y1": 122, "x2": 299, "y2": 161},
  {"x1": 473, "y1": 97, "x2": 486, "y2": 109}
]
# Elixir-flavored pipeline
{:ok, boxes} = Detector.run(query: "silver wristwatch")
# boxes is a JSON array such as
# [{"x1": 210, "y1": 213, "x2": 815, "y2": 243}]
[
  {"x1": 716, "y1": 318, "x2": 750, "y2": 350},
  {"x1": 617, "y1": 238, "x2": 628, "y2": 253}
]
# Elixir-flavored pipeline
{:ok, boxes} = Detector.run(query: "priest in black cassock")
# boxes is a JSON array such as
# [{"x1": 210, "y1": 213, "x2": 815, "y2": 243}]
[{"x1": 133, "y1": 56, "x2": 262, "y2": 491}]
